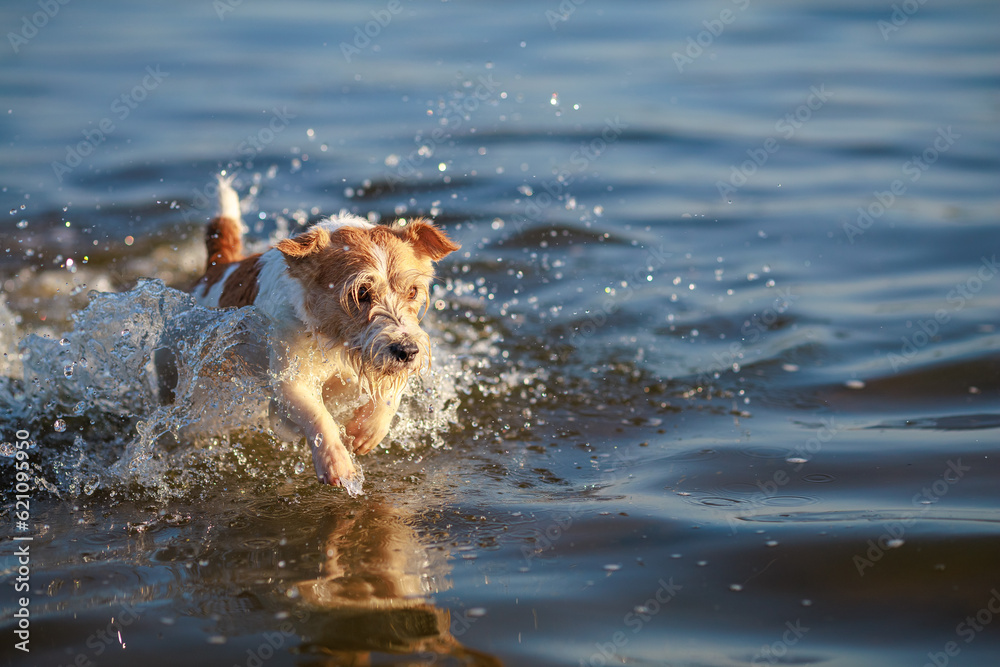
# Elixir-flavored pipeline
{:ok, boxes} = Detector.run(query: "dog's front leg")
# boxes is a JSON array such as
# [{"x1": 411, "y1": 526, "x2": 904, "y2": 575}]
[
  {"x1": 277, "y1": 380, "x2": 358, "y2": 487},
  {"x1": 345, "y1": 394, "x2": 400, "y2": 455}
]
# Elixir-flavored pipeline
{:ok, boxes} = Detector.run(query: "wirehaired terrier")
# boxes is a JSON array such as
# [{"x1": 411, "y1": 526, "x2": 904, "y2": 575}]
[{"x1": 191, "y1": 177, "x2": 459, "y2": 490}]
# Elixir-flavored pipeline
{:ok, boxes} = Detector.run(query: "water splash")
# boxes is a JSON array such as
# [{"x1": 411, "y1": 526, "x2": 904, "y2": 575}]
[
  {"x1": 1, "y1": 278, "x2": 515, "y2": 502},
  {"x1": 4, "y1": 279, "x2": 276, "y2": 499}
]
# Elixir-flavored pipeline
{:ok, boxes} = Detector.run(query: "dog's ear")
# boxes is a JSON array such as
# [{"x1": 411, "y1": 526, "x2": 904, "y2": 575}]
[
  {"x1": 394, "y1": 219, "x2": 460, "y2": 261},
  {"x1": 276, "y1": 227, "x2": 331, "y2": 259}
]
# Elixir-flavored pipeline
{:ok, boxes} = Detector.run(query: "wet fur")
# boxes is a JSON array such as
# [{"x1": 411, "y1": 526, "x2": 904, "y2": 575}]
[{"x1": 190, "y1": 177, "x2": 459, "y2": 489}]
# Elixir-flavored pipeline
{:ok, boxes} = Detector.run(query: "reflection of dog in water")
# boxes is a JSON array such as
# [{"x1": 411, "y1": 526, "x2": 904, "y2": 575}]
[
  {"x1": 189, "y1": 177, "x2": 459, "y2": 490},
  {"x1": 294, "y1": 501, "x2": 501, "y2": 665}
]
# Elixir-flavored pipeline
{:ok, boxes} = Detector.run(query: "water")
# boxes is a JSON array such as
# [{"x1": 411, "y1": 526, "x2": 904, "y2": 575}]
[{"x1": 2, "y1": 1, "x2": 999, "y2": 665}]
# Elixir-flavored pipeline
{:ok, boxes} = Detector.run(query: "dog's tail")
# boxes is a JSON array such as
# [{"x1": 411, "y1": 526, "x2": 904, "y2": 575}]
[{"x1": 205, "y1": 174, "x2": 244, "y2": 268}]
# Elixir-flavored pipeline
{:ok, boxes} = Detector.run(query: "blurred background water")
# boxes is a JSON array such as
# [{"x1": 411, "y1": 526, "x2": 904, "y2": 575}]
[{"x1": 1, "y1": 1, "x2": 999, "y2": 666}]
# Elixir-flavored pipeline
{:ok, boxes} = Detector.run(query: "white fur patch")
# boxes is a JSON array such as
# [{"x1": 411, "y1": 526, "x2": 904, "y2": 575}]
[
  {"x1": 369, "y1": 242, "x2": 389, "y2": 276},
  {"x1": 195, "y1": 263, "x2": 239, "y2": 308},
  {"x1": 216, "y1": 174, "x2": 242, "y2": 224},
  {"x1": 314, "y1": 212, "x2": 374, "y2": 235},
  {"x1": 254, "y1": 248, "x2": 309, "y2": 326}
]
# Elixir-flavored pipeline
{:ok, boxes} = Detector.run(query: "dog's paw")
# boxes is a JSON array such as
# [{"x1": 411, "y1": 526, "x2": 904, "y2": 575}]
[
  {"x1": 310, "y1": 433, "x2": 363, "y2": 495},
  {"x1": 345, "y1": 416, "x2": 391, "y2": 456}
]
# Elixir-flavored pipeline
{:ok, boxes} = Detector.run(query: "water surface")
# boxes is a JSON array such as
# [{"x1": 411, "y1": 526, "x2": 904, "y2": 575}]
[{"x1": 1, "y1": 1, "x2": 999, "y2": 666}]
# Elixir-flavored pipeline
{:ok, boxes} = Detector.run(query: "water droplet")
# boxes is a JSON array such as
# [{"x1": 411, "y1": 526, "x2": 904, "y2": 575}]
[
  {"x1": 59, "y1": 337, "x2": 71, "y2": 346},
  {"x1": 121, "y1": 329, "x2": 131, "y2": 338},
  {"x1": 729, "y1": 583, "x2": 744, "y2": 592},
  {"x1": 293, "y1": 461, "x2": 305, "y2": 474},
  {"x1": 63, "y1": 365, "x2": 74, "y2": 378},
  {"x1": 603, "y1": 563, "x2": 622, "y2": 573},
  {"x1": 73, "y1": 401, "x2": 87, "y2": 415},
  {"x1": 83, "y1": 475, "x2": 101, "y2": 495},
  {"x1": 886, "y1": 538, "x2": 904, "y2": 549},
  {"x1": 54, "y1": 419, "x2": 67, "y2": 432}
]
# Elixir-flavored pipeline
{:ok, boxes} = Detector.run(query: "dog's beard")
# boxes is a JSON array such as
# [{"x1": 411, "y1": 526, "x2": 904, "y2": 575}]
[{"x1": 315, "y1": 321, "x2": 429, "y2": 401}]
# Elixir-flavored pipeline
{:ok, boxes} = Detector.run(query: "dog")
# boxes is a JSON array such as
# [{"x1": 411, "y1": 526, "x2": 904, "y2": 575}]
[{"x1": 190, "y1": 177, "x2": 459, "y2": 490}]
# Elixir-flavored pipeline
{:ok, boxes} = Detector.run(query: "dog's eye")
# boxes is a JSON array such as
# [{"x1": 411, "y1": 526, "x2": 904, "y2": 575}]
[
  {"x1": 357, "y1": 286, "x2": 372, "y2": 303},
  {"x1": 407, "y1": 286, "x2": 419, "y2": 300}
]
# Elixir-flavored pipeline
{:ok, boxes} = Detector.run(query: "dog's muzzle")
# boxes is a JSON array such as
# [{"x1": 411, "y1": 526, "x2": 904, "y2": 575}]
[{"x1": 388, "y1": 340, "x2": 419, "y2": 364}]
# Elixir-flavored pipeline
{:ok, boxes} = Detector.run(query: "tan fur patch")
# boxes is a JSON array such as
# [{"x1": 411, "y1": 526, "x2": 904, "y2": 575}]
[
  {"x1": 218, "y1": 253, "x2": 263, "y2": 307},
  {"x1": 277, "y1": 223, "x2": 452, "y2": 395},
  {"x1": 390, "y1": 218, "x2": 461, "y2": 260},
  {"x1": 205, "y1": 215, "x2": 244, "y2": 268}
]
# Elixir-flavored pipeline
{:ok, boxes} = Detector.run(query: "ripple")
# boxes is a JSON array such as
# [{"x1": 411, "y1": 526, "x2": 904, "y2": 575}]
[
  {"x1": 868, "y1": 413, "x2": 1000, "y2": 431},
  {"x1": 243, "y1": 537, "x2": 280, "y2": 549},
  {"x1": 741, "y1": 509, "x2": 1000, "y2": 525},
  {"x1": 739, "y1": 446, "x2": 794, "y2": 460},
  {"x1": 756, "y1": 495, "x2": 820, "y2": 508},
  {"x1": 694, "y1": 496, "x2": 746, "y2": 508},
  {"x1": 665, "y1": 448, "x2": 720, "y2": 462}
]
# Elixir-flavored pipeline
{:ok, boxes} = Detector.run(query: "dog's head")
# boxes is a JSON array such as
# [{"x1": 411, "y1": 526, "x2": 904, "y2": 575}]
[{"x1": 277, "y1": 217, "x2": 459, "y2": 392}]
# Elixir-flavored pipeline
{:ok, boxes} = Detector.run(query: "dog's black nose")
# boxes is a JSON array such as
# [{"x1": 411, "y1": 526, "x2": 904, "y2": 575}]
[{"x1": 389, "y1": 341, "x2": 419, "y2": 363}]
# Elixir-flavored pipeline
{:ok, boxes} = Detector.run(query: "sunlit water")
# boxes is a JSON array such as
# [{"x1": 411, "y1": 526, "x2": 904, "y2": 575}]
[{"x1": 2, "y1": 1, "x2": 999, "y2": 666}]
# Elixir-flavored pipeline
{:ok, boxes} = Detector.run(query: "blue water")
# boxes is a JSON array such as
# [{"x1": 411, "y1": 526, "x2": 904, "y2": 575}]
[{"x1": 2, "y1": 1, "x2": 999, "y2": 666}]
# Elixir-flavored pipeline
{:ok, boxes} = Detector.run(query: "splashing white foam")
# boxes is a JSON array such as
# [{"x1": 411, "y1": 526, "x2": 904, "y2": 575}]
[{"x1": 0, "y1": 278, "x2": 503, "y2": 501}]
